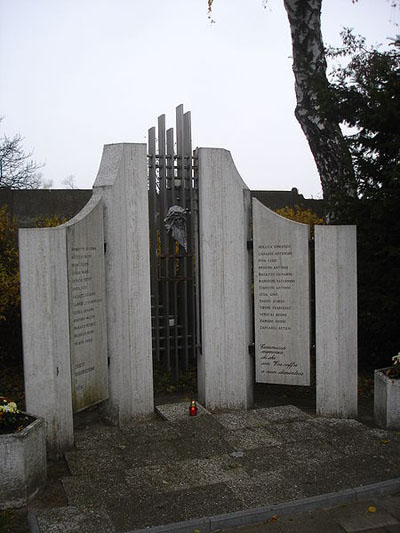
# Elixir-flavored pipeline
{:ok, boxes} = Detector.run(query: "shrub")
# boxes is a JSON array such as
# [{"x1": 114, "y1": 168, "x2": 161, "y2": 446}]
[
  {"x1": 275, "y1": 205, "x2": 325, "y2": 236},
  {"x1": 0, "y1": 210, "x2": 66, "y2": 365},
  {"x1": 0, "y1": 206, "x2": 20, "y2": 323}
]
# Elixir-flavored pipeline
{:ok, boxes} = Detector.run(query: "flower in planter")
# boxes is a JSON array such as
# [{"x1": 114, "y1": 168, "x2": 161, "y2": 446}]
[
  {"x1": 0, "y1": 397, "x2": 32, "y2": 434},
  {"x1": 0, "y1": 397, "x2": 20, "y2": 430},
  {"x1": 385, "y1": 353, "x2": 400, "y2": 380},
  {"x1": 0, "y1": 399, "x2": 47, "y2": 508}
]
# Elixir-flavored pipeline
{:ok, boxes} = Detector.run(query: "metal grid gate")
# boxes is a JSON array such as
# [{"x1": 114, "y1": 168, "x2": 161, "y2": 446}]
[{"x1": 148, "y1": 105, "x2": 200, "y2": 383}]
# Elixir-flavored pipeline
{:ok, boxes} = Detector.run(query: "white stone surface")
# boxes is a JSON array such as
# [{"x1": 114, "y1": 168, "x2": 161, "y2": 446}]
[
  {"x1": 252, "y1": 199, "x2": 310, "y2": 386},
  {"x1": 19, "y1": 226, "x2": 74, "y2": 455},
  {"x1": 20, "y1": 195, "x2": 108, "y2": 451},
  {"x1": 20, "y1": 143, "x2": 154, "y2": 451},
  {"x1": 93, "y1": 143, "x2": 154, "y2": 423},
  {"x1": 374, "y1": 368, "x2": 400, "y2": 430},
  {"x1": 197, "y1": 148, "x2": 253, "y2": 410},
  {"x1": 315, "y1": 225, "x2": 357, "y2": 418},
  {"x1": 0, "y1": 415, "x2": 47, "y2": 510},
  {"x1": 65, "y1": 195, "x2": 108, "y2": 413}
]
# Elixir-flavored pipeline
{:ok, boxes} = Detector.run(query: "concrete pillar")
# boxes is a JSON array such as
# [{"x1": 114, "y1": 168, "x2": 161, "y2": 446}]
[
  {"x1": 315, "y1": 225, "x2": 358, "y2": 418},
  {"x1": 197, "y1": 148, "x2": 253, "y2": 410},
  {"x1": 93, "y1": 143, "x2": 154, "y2": 423},
  {"x1": 19, "y1": 227, "x2": 74, "y2": 456}
]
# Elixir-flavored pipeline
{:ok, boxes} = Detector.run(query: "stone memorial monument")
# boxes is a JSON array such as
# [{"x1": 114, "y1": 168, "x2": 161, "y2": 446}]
[
  {"x1": 252, "y1": 198, "x2": 310, "y2": 386},
  {"x1": 18, "y1": 108, "x2": 358, "y2": 458},
  {"x1": 19, "y1": 143, "x2": 153, "y2": 455},
  {"x1": 65, "y1": 195, "x2": 108, "y2": 412}
]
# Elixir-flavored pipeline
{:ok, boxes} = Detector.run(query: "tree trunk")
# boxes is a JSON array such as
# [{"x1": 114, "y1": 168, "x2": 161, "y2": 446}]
[{"x1": 283, "y1": 0, "x2": 357, "y2": 213}]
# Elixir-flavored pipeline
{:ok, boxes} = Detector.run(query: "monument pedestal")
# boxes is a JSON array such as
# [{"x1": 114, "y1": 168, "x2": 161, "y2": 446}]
[
  {"x1": 0, "y1": 415, "x2": 47, "y2": 510},
  {"x1": 374, "y1": 368, "x2": 400, "y2": 430}
]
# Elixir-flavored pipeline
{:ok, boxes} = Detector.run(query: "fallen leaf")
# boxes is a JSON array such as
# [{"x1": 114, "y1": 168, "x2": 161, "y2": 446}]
[
  {"x1": 269, "y1": 514, "x2": 279, "y2": 523},
  {"x1": 368, "y1": 506, "x2": 376, "y2": 513}
]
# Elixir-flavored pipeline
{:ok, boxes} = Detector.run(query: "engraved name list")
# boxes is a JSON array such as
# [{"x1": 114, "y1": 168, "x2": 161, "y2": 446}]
[{"x1": 253, "y1": 199, "x2": 310, "y2": 386}]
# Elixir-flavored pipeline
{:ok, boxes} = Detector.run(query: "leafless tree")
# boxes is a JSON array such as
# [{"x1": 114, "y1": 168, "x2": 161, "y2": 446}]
[
  {"x1": 0, "y1": 127, "x2": 43, "y2": 189},
  {"x1": 62, "y1": 174, "x2": 76, "y2": 189}
]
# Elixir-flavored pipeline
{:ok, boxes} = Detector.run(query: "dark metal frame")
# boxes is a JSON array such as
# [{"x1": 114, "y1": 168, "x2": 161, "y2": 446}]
[{"x1": 148, "y1": 105, "x2": 200, "y2": 382}]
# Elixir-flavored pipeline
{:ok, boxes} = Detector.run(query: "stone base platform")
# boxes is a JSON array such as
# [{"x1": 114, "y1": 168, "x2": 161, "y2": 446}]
[{"x1": 23, "y1": 404, "x2": 400, "y2": 532}]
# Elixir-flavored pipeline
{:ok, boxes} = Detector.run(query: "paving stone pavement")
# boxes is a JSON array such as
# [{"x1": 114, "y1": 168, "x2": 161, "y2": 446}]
[{"x1": 24, "y1": 403, "x2": 400, "y2": 532}]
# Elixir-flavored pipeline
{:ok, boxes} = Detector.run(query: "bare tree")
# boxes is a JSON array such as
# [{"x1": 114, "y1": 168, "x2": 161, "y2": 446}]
[
  {"x1": 0, "y1": 127, "x2": 43, "y2": 189},
  {"x1": 62, "y1": 174, "x2": 76, "y2": 189},
  {"x1": 41, "y1": 179, "x2": 54, "y2": 189}
]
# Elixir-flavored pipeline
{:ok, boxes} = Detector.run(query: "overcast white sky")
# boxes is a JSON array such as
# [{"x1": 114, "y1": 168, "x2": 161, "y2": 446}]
[{"x1": 0, "y1": 0, "x2": 397, "y2": 197}]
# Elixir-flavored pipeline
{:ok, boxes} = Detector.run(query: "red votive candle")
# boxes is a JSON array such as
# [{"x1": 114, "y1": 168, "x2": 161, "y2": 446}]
[{"x1": 189, "y1": 400, "x2": 198, "y2": 416}]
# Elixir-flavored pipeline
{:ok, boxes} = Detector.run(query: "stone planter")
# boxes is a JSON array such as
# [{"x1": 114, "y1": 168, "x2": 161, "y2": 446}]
[
  {"x1": 0, "y1": 414, "x2": 47, "y2": 510},
  {"x1": 374, "y1": 368, "x2": 400, "y2": 430}
]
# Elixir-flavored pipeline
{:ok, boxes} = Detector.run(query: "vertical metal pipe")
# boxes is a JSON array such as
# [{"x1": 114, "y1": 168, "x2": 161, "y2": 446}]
[
  {"x1": 167, "y1": 128, "x2": 177, "y2": 377},
  {"x1": 148, "y1": 127, "x2": 160, "y2": 364},
  {"x1": 193, "y1": 150, "x2": 202, "y2": 356},
  {"x1": 158, "y1": 115, "x2": 170, "y2": 369},
  {"x1": 183, "y1": 111, "x2": 193, "y2": 367},
  {"x1": 176, "y1": 106, "x2": 189, "y2": 370}
]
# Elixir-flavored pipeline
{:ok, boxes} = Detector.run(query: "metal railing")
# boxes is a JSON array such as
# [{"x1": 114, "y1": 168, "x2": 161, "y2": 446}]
[{"x1": 148, "y1": 105, "x2": 200, "y2": 382}]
